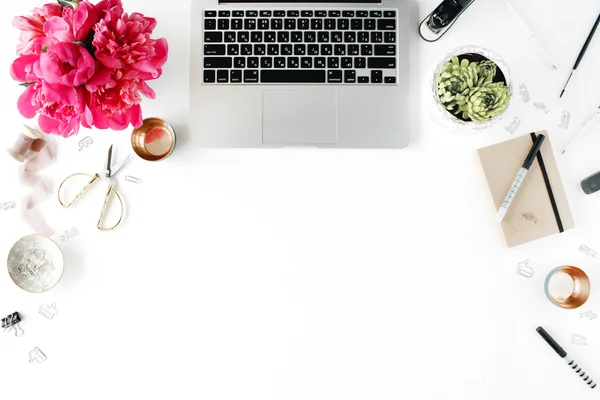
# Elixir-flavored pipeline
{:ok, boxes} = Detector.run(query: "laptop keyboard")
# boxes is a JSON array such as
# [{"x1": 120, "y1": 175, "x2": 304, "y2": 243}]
[{"x1": 202, "y1": 9, "x2": 398, "y2": 84}]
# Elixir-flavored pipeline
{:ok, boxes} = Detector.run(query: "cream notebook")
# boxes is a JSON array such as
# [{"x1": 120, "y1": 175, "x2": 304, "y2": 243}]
[{"x1": 477, "y1": 131, "x2": 574, "y2": 247}]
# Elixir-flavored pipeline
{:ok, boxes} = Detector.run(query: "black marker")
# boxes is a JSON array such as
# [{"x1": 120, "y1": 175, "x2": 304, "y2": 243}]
[{"x1": 536, "y1": 326, "x2": 596, "y2": 389}]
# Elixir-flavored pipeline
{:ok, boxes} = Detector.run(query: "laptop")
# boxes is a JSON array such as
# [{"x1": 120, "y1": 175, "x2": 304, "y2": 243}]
[{"x1": 189, "y1": 0, "x2": 410, "y2": 148}]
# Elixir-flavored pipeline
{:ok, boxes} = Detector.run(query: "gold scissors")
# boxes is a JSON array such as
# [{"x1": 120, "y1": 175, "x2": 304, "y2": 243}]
[{"x1": 58, "y1": 145, "x2": 130, "y2": 231}]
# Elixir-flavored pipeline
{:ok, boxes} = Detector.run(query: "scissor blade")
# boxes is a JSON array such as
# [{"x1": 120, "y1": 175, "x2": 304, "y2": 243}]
[
  {"x1": 105, "y1": 145, "x2": 113, "y2": 175},
  {"x1": 110, "y1": 154, "x2": 131, "y2": 177}
]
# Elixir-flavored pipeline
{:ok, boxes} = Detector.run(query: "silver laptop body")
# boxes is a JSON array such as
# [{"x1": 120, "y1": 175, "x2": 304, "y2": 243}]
[{"x1": 189, "y1": 0, "x2": 410, "y2": 148}]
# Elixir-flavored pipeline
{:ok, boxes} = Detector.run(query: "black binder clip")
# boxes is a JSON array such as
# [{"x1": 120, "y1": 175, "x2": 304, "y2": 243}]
[{"x1": 419, "y1": 0, "x2": 475, "y2": 42}]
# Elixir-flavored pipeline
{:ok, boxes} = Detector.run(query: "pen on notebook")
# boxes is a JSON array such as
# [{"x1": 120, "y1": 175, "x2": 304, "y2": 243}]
[
  {"x1": 560, "y1": 13, "x2": 600, "y2": 98},
  {"x1": 502, "y1": 0, "x2": 557, "y2": 70},
  {"x1": 562, "y1": 106, "x2": 600, "y2": 154},
  {"x1": 536, "y1": 326, "x2": 597, "y2": 389},
  {"x1": 495, "y1": 134, "x2": 545, "y2": 222}
]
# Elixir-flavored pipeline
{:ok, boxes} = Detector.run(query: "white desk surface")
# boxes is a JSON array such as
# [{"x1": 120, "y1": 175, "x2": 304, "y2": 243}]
[{"x1": 1, "y1": 0, "x2": 600, "y2": 398}]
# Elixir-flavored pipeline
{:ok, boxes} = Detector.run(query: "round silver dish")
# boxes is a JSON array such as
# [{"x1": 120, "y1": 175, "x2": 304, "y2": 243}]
[{"x1": 7, "y1": 235, "x2": 64, "y2": 293}]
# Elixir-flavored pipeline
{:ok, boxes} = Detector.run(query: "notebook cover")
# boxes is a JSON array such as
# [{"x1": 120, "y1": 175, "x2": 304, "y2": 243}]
[{"x1": 477, "y1": 131, "x2": 574, "y2": 247}]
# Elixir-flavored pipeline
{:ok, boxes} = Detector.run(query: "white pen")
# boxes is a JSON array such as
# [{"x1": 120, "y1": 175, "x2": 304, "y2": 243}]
[
  {"x1": 496, "y1": 134, "x2": 546, "y2": 222},
  {"x1": 502, "y1": 0, "x2": 558, "y2": 70},
  {"x1": 562, "y1": 106, "x2": 600, "y2": 154}
]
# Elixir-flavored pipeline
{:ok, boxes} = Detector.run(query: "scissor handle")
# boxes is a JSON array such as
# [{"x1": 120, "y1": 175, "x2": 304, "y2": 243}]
[
  {"x1": 58, "y1": 173, "x2": 99, "y2": 208},
  {"x1": 98, "y1": 183, "x2": 124, "y2": 231}
]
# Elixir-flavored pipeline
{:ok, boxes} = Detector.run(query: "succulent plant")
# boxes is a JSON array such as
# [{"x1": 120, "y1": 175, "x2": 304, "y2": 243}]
[
  {"x1": 437, "y1": 55, "x2": 510, "y2": 122},
  {"x1": 477, "y1": 60, "x2": 497, "y2": 82}
]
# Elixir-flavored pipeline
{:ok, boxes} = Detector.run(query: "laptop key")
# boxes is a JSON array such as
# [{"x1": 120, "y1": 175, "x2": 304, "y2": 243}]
[
  {"x1": 265, "y1": 31, "x2": 276, "y2": 42},
  {"x1": 298, "y1": 19, "x2": 310, "y2": 30},
  {"x1": 267, "y1": 44, "x2": 279, "y2": 55},
  {"x1": 234, "y1": 57, "x2": 245, "y2": 68},
  {"x1": 244, "y1": 70, "x2": 259, "y2": 83},
  {"x1": 204, "y1": 70, "x2": 215, "y2": 83},
  {"x1": 311, "y1": 19, "x2": 323, "y2": 30},
  {"x1": 204, "y1": 57, "x2": 232, "y2": 68},
  {"x1": 261, "y1": 70, "x2": 326, "y2": 83},
  {"x1": 321, "y1": 44, "x2": 332, "y2": 55},
  {"x1": 304, "y1": 31, "x2": 316, "y2": 42},
  {"x1": 384, "y1": 32, "x2": 396, "y2": 43},
  {"x1": 364, "y1": 19, "x2": 376, "y2": 30},
  {"x1": 327, "y1": 70, "x2": 342, "y2": 83},
  {"x1": 325, "y1": 19, "x2": 336, "y2": 30},
  {"x1": 231, "y1": 19, "x2": 242, "y2": 30},
  {"x1": 246, "y1": 11, "x2": 258, "y2": 17},
  {"x1": 251, "y1": 31, "x2": 263, "y2": 42},
  {"x1": 228, "y1": 44, "x2": 240, "y2": 55},
  {"x1": 271, "y1": 19, "x2": 283, "y2": 30},
  {"x1": 204, "y1": 44, "x2": 226, "y2": 55},
  {"x1": 294, "y1": 44, "x2": 306, "y2": 55},
  {"x1": 277, "y1": 31, "x2": 289, "y2": 42},
  {"x1": 370, "y1": 11, "x2": 382, "y2": 17},
  {"x1": 232, "y1": 11, "x2": 244, "y2": 17},
  {"x1": 218, "y1": 19, "x2": 229, "y2": 30},
  {"x1": 274, "y1": 57, "x2": 286, "y2": 68},
  {"x1": 285, "y1": 19, "x2": 296, "y2": 30},
  {"x1": 371, "y1": 32, "x2": 382, "y2": 43},
  {"x1": 254, "y1": 44, "x2": 266, "y2": 55},
  {"x1": 368, "y1": 57, "x2": 395, "y2": 68},
  {"x1": 315, "y1": 10, "x2": 327, "y2": 17},
  {"x1": 375, "y1": 44, "x2": 395, "y2": 55},
  {"x1": 248, "y1": 57, "x2": 259, "y2": 68},
  {"x1": 245, "y1": 19, "x2": 257, "y2": 30},
  {"x1": 287, "y1": 10, "x2": 299, "y2": 17},
  {"x1": 341, "y1": 57, "x2": 352, "y2": 68},
  {"x1": 261, "y1": 57, "x2": 273, "y2": 68},
  {"x1": 205, "y1": 32, "x2": 223, "y2": 42},
  {"x1": 371, "y1": 70, "x2": 382, "y2": 83},
  {"x1": 205, "y1": 11, "x2": 217, "y2": 17},
  {"x1": 301, "y1": 57, "x2": 312, "y2": 68},
  {"x1": 218, "y1": 10, "x2": 230, "y2": 17},
  {"x1": 355, "y1": 57, "x2": 366, "y2": 68},
  {"x1": 291, "y1": 32, "x2": 303, "y2": 42},
  {"x1": 260, "y1": 10, "x2": 272, "y2": 17},
  {"x1": 348, "y1": 44, "x2": 359, "y2": 55},
  {"x1": 328, "y1": 10, "x2": 341, "y2": 17},
  {"x1": 331, "y1": 32, "x2": 343, "y2": 42},
  {"x1": 327, "y1": 57, "x2": 339, "y2": 68},
  {"x1": 318, "y1": 32, "x2": 329, "y2": 42},
  {"x1": 385, "y1": 76, "x2": 396, "y2": 83},
  {"x1": 281, "y1": 44, "x2": 293, "y2": 55},
  {"x1": 338, "y1": 19, "x2": 349, "y2": 30},
  {"x1": 217, "y1": 70, "x2": 228, "y2": 83},
  {"x1": 258, "y1": 19, "x2": 269, "y2": 30},
  {"x1": 287, "y1": 57, "x2": 299, "y2": 68},
  {"x1": 301, "y1": 10, "x2": 313, "y2": 17},
  {"x1": 224, "y1": 31, "x2": 236, "y2": 42},
  {"x1": 204, "y1": 19, "x2": 216, "y2": 30},
  {"x1": 315, "y1": 57, "x2": 326, "y2": 68},
  {"x1": 360, "y1": 44, "x2": 372, "y2": 55},
  {"x1": 356, "y1": 11, "x2": 368, "y2": 17},
  {"x1": 241, "y1": 44, "x2": 253, "y2": 55},
  {"x1": 344, "y1": 70, "x2": 356, "y2": 83},
  {"x1": 358, "y1": 32, "x2": 369, "y2": 42},
  {"x1": 334, "y1": 44, "x2": 346, "y2": 55},
  {"x1": 344, "y1": 32, "x2": 356, "y2": 43},
  {"x1": 342, "y1": 10, "x2": 354, "y2": 17},
  {"x1": 230, "y1": 70, "x2": 242, "y2": 83},
  {"x1": 384, "y1": 10, "x2": 396, "y2": 17},
  {"x1": 358, "y1": 76, "x2": 369, "y2": 83},
  {"x1": 351, "y1": 19, "x2": 362, "y2": 30},
  {"x1": 274, "y1": 10, "x2": 285, "y2": 17},
  {"x1": 308, "y1": 44, "x2": 319, "y2": 55},
  {"x1": 237, "y1": 32, "x2": 250, "y2": 42},
  {"x1": 377, "y1": 19, "x2": 396, "y2": 30}
]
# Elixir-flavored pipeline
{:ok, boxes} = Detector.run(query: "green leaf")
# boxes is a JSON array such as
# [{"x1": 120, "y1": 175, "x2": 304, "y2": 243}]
[
  {"x1": 57, "y1": 0, "x2": 77, "y2": 9},
  {"x1": 19, "y1": 82, "x2": 35, "y2": 87}
]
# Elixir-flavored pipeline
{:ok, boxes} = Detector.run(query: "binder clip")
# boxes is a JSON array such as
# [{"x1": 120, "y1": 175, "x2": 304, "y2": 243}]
[
  {"x1": 419, "y1": 0, "x2": 475, "y2": 42},
  {"x1": 29, "y1": 347, "x2": 47, "y2": 363},
  {"x1": 2, "y1": 312, "x2": 24, "y2": 337}
]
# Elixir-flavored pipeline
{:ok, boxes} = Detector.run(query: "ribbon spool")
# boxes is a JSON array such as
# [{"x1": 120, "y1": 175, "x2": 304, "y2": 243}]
[
  {"x1": 7, "y1": 125, "x2": 44, "y2": 163},
  {"x1": 545, "y1": 266, "x2": 590, "y2": 309}
]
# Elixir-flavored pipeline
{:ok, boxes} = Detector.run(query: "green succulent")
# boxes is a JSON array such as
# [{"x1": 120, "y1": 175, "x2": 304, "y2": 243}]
[
  {"x1": 456, "y1": 80, "x2": 510, "y2": 122},
  {"x1": 477, "y1": 60, "x2": 497, "y2": 82},
  {"x1": 437, "y1": 55, "x2": 510, "y2": 122}
]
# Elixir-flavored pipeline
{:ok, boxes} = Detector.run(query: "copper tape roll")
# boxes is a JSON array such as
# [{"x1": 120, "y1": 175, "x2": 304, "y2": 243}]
[{"x1": 545, "y1": 266, "x2": 591, "y2": 309}]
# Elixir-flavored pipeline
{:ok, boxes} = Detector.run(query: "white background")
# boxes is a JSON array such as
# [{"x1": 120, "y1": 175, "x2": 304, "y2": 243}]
[{"x1": 2, "y1": 0, "x2": 600, "y2": 398}]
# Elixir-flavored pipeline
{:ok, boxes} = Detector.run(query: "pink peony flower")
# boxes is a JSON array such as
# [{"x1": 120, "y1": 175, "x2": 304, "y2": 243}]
[
  {"x1": 38, "y1": 42, "x2": 95, "y2": 87},
  {"x1": 12, "y1": 3, "x2": 62, "y2": 56},
  {"x1": 10, "y1": 54, "x2": 40, "y2": 83}
]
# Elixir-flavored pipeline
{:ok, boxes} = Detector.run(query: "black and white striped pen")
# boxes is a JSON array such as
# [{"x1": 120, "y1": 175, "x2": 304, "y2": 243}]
[
  {"x1": 496, "y1": 134, "x2": 545, "y2": 222},
  {"x1": 536, "y1": 326, "x2": 597, "y2": 390}
]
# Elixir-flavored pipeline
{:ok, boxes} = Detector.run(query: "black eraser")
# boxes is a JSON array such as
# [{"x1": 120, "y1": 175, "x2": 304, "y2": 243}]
[{"x1": 581, "y1": 171, "x2": 600, "y2": 195}]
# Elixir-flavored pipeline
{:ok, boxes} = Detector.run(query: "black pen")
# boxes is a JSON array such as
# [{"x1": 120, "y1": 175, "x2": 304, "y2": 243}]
[
  {"x1": 536, "y1": 326, "x2": 597, "y2": 389},
  {"x1": 560, "y1": 13, "x2": 600, "y2": 98},
  {"x1": 495, "y1": 134, "x2": 545, "y2": 222}
]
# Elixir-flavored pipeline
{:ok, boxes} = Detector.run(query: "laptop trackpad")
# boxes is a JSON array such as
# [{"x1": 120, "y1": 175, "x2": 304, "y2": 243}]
[{"x1": 262, "y1": 90, "x2": 337, "y2": 145}]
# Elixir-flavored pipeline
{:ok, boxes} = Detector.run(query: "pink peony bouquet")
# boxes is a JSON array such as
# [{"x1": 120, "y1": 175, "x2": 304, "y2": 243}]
[{"x1": 10, "y1": 0, "x2": 168, "y2": 137}]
